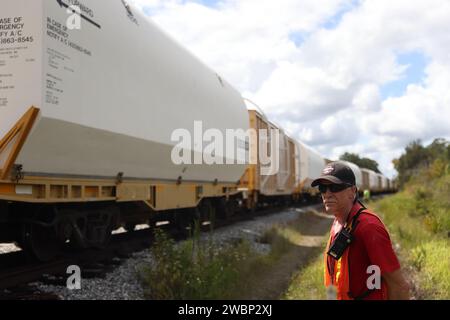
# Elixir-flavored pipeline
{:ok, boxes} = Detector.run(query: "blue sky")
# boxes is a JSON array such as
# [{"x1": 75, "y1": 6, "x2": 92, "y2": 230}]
[
  {"x1": 381, "y1": 51, "x2": 428, "y2": 99},
  {"x1": 323, "y1": 0, "x2": 360, "y2": 29},
  {"x1": 192, "y1": 0, "x2": 221, "y2": 7}
]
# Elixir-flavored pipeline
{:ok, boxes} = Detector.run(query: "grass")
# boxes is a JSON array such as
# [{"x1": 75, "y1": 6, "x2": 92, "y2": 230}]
[
  {"x1": 372, "y1": 172, "x2": 450, "y2": 299},
  {"x1": 138, "y1": 222, "x2": 297, "y2": 300},
  {"x1": 260, "y1": 222, "x2": 304, "y2": 258},
  {"x1": 283, "y1": 247, "x2": 326, "y2": 300},
  {"x1": 138, "y1": 166, "x2": 449, "y2": 300},
  {"x1": 138, "y1": 226, "x2": 263, "y2": 300},
  {"x1": 138, "y1": 214, "x2": 327, "y2": 300},
  {"x1": 284, "y1": 167, "x2": 449, "y2": 300}
]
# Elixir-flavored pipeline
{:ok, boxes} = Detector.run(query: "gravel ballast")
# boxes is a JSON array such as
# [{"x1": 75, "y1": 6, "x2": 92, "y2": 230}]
[{"x1": 34, "y1": 206, "x2": 319, "y2": 300}]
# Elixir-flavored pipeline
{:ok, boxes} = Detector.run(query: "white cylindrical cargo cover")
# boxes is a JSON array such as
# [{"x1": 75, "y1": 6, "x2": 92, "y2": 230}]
[
  {"x1": 378, "y1": 174, "x2": 388, "y2": 191},
  {"x1": 295, "y1": 141, "x2": 326, "y2": 190},
  {"x1": 386, "y1": 178, "x2": 392, "y2": 190},
  {"x1": 340, "y1": 161, "x2": 363, "y2": 190},
  {"x1": 368, "y1": 170, "x2": 379, "y2": 190},
  {"x1": 361, "y1": 168, "x2": 379, "y2": 191},
  {"x1": 1, "y1": 0, "x2": 249, "y2": 183}
]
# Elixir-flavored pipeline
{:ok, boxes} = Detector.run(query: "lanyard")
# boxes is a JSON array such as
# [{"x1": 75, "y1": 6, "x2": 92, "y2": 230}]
[{"x1": 327, "y1": 205, "x2": 367, "y2": 283}]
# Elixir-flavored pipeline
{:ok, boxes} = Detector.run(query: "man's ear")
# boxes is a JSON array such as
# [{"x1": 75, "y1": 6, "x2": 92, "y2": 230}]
[{"x1": 350, "y1": 186, "x2": 357, "y2": 200}]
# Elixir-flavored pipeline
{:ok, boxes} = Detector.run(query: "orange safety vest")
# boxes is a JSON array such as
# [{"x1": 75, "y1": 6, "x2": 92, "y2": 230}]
[{"x1": 324, "y1": 207, "x2": 388, "y2": 300}]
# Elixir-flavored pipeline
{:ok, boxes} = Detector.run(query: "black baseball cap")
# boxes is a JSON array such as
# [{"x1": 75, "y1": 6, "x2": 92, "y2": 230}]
[{"x1": 311, "y1": 161, "x2": 356, "y2": 187}]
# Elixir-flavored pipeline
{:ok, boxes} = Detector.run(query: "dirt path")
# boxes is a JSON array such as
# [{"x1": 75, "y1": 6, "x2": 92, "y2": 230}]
[{"x1": 238, "y1": 208, "x2": 334, "y2": 300}]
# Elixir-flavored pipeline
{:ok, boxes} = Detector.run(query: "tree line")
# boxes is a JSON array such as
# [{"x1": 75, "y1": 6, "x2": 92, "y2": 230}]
[
  {"x1": 339, "y1": 152, "x2": 381, "y2": 173},
  {"x1": 392, "y1": 138, "x2": 450, "y2": 187},
  {"x1": 339, "y1": 138, "x2": 450, "y2": 188}
]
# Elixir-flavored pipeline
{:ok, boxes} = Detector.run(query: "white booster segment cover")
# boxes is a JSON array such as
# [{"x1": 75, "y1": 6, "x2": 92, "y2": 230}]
[
  {"x1": 0, "y1": 0, "x2": 249, "y2": 183},
  {"x1": 363, "y1": 168, "x2": 379, "y2": 190},
  {"x1": 340, "y1": 161, "x2": 363, "y2": 190},
  {"x1": 295, "y1": 141, "x2": 326, "y2": 190}
]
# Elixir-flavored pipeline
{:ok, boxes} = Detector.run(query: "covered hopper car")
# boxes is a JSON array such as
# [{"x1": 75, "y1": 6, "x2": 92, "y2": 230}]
[
  {"x1": 0, "y1": 0, "x2": 250, "y2": 260},
  {"x1": 0, "y1": 0, "x2": 396, "y2": 261}
]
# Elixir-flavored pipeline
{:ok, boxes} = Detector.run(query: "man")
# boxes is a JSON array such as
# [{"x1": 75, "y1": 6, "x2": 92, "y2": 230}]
[
  {"x1": 363, "y1": 189, "x2": 371, "y2": 201},
  {"x1": 311, "y1": 162, "x2": 410, "y2": 300}
]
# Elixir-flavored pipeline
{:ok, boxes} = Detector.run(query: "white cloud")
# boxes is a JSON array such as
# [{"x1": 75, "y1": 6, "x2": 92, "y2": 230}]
[
  {"x1": 131, "y1": 0, "x2": 352, "y2": 90},
  {"x1": 368, "y1": 69, "x2": 450, "y2": 143},
  {"x1": 130, "y1": 0, "x2": 450, "y2": 178},
  {"x1": 352, "y1": 84, "x2": 381, "y2": 112}
]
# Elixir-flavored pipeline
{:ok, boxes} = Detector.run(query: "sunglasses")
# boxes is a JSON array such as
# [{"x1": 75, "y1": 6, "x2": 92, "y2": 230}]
[{"x1": 318, "y1": 184, "x2": 352, "y2": 194}]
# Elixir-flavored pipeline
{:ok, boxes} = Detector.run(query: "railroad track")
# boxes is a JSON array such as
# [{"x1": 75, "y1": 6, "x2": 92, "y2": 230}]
[
  {"x1": 1, "y1": 196, "x2": 394, "y2": 299},
  {"x1": 0, "y1": 227, "x2": 155, "y2": 297}
]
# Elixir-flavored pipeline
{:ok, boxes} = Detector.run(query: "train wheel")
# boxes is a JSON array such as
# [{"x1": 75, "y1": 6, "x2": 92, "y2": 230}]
[
  {"x1": 199, "y1": 199, "x2": 216, "y2": 227},
  {"x1": 173, "y1": 208, "x2": 197, "y2": 237},
  {"x1": 124, "y1": 223, "x2": 137, "y2": 232},
  {"x1": 92, "y1": 222, "x2": 113, "y2": 249},
  {"x1": 215, "y1": 197, "x2": 235, "y2": 221},
  {"x1": 21, "y1": 223, "x2": 62, "y2": 261}
]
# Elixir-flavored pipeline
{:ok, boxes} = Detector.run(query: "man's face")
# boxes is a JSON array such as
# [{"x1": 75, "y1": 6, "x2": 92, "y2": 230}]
[{"x1": 319, "y1": 181, "x2": 356, "y2": 217}]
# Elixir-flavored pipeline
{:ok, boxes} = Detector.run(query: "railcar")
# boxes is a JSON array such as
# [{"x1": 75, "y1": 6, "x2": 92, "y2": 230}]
[
  {"x1": 339, "y1": 161, "x2": 363, "y2": 191},
  {"x1": 0, "y1": 0, "x2": 249, "y2": 260},
  {"x1": 0, "y1": 0, "x2": 397, "y2": 262},
  {"x1": 238, "y1": 100, "x2": 296, "y2": 210},
  {"x1": 294, "y1": 141, "x2": 326, "y2": 199}
]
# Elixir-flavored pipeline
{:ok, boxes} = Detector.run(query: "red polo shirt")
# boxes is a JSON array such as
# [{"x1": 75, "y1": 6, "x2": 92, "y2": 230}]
[{"x1": 328, "y1": 202, "x2": 401, "y2": 300}]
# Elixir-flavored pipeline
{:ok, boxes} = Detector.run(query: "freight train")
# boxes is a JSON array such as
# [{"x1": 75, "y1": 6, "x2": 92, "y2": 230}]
[{"x1": 0, "y1": 0, "x2": 396, "y2": 261}]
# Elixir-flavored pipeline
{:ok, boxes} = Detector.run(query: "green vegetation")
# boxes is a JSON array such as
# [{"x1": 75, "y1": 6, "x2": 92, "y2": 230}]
[
  {"x1": 138, "y1": 215, "x2": 328, "y2": 300},
  {"x1": 139, "y1": 139, "x2": 449, "y2": 300},
  {"x1": 260, "y1": 217, "x2": 331, "y2": 300},
  {"x1": 372, "y1": 139, "x2": 449, "y2": 299},
  {"x1": 139, "y1": 226, "x2": 260, "y2": 300},
  {"x1": 283, "y1": 247, "x2": 326, "y2": 300},
  {"x1": 138, "y1": 222, "x2": 298, "y2": 300},
  {"x1": 285, "y1": 139, "x2": 450, "y2": 300},
  {"x1": 373, "y1": 167, "x2": 450, "y2": 299},
  {"x1": 393, "y1": 138, "x2": 450, "y2": 187},
  {"x1": 284, "y1": 177, "x2": 449, "y2": 299},
  {"x1": 260, "y1": 223, "x2": 303, "y2": 258},
  {"x1": 339, "y1": 152, "x2": 381, "y2": 173}
]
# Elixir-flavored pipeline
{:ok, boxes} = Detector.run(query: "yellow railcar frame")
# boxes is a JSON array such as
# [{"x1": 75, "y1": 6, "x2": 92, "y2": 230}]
[{"x1": 0, "y1": 107, "x2": 238, "y2": 211}]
